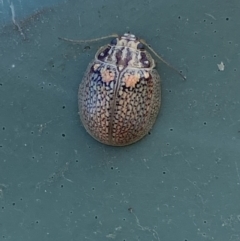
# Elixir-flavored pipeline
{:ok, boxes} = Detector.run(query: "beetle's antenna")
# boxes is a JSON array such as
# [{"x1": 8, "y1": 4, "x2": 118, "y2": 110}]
[
  {"x1": 58, "y1": 34, "x2": 118, "y2": 44},
  {"x1": 140, "y1": 39, "x2": 186, "y2": 80}
]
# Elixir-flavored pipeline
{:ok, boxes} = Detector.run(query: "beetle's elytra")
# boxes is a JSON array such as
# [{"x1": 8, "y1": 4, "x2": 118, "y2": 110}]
[
  {"x1": 78, "y1": 33, "x2": 161, "y2": 146},
  {"x1": 59, "y1": 33, "x2": 185, "y2": 146}
]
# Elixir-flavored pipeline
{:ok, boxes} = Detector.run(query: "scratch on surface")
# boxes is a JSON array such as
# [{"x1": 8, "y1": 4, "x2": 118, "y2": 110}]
[
  {"x1": 0, "y1": 184, "x2": 8, "y2": 198},
  {"x1": 35, "y1": 161, "x2": 73, "y2": 192},
  {"x1": 106, "y1": 226, "x2": 122, "y2": 239},
  {"x1": 235, "y1": 161, "x2": 240, "y2": 185},
  {"x1": 132, "y1": 212, "x2": 160, "y2": 241},
  {"x1": 142, "y1": 158, "x2": 150, "y2": 169},
  {"x1": 186, "y1": 178, "x2": 201, "y2": 191},
  {"x1": 78, "y1": 14, "x2": 82, "y2": 27},
  {"x1": 205, "y1": 13, "x2": 216, "y2": 20},
  {"x1": 9, "y1": 1, "x2": 26, "y2": 39},
  {"x1": 47, "y1": 161, "x2": 73, "y2": 183}
]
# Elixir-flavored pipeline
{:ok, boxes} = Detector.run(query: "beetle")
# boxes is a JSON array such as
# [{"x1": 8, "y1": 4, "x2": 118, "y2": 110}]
[{"x1": 59, "y1": 33, "x2": 185, "y2": 146}]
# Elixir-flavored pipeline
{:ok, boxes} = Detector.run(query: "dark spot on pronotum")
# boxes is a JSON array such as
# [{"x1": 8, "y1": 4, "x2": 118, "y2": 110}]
[
  {"x1": 137, "y1": 43, "x2": 144, "y2": 50},
  {"x1": 110, "y1": 38, "x2": 117, "y2": 45},
  {"x1": 226, "y1": 17, "x2": 229, "y2": 21}
]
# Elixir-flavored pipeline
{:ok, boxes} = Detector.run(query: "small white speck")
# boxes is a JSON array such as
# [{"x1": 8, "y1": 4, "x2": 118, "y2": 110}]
[
  {"x1": 12, "y1": 64, "x2": 15, "y2": 68},
  {"x1": 217, "y1": 62, "x2": 225, "y2": 71},
  {"x1": 106, "y1": 233, "x2": 116, "y2": 238}
]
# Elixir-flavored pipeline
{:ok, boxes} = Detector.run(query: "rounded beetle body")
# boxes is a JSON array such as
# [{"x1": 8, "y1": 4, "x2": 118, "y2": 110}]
[{"x1": 78, "y1": 33, "x2": 161, "y2": 146}]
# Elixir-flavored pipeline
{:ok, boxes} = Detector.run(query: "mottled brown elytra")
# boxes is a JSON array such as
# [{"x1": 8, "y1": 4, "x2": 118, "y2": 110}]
[{"x1": 59, "y1": 33, "x2": 185, "y2": 146}]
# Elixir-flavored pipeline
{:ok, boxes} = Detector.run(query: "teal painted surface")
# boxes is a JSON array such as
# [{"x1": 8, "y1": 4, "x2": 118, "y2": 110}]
[{"x1": 0, "y1": 0, "x2": 240, "y2": 240}]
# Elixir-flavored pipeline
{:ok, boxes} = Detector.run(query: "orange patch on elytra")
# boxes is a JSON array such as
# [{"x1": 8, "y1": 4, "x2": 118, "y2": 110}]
[
  {"x1": 93, "y1": 64, "x2": 100, "y2": 71},
  {"x1": 100, "y1": 68, "x2": 115, "y2": 82},
  {"x1": 123, "y1": 73, "x2": 140, "y2": 87}
]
